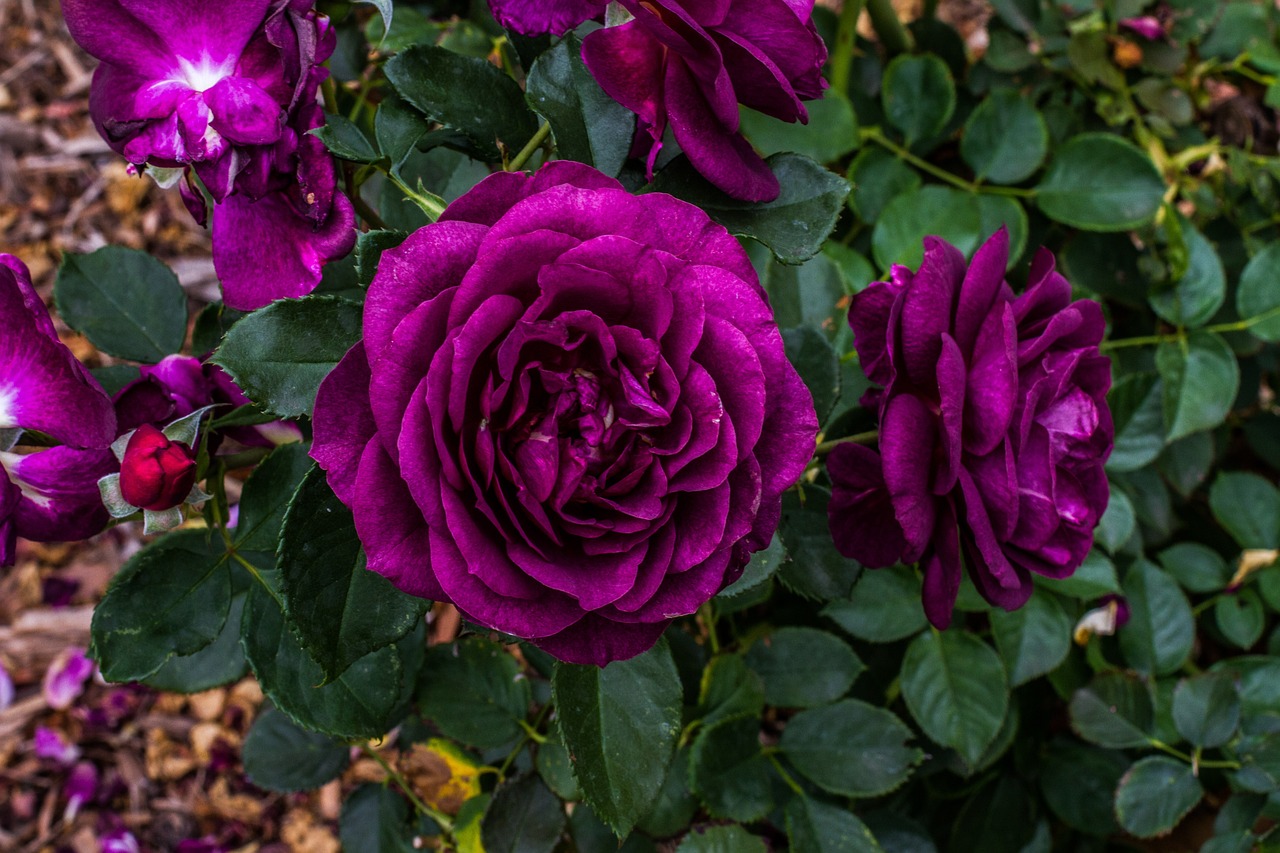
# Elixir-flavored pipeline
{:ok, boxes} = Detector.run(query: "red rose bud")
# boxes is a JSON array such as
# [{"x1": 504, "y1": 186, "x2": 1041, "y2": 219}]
[{"x1": 119, "y1": 424, "x2": 197, "y2": 512}]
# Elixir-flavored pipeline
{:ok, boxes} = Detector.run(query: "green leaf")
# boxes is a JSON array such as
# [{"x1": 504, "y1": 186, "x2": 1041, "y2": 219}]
[
  {"x1": 1114, "y1": 757, "x2": 1203, "y2": 839},
  {"x1": 960, "y1": 89, "x2": 1049, "y2": 184},
  {"x1": 418, "y1": 636, "x2": 532, "y2": 750},
  {"x1": 1158, "y1": 542, "x2": 1231, "y2": 593},
  {"x1": 143, "y1": 593, "x2": 248, "y2": 693},
  {"x1": 91, "y1": 530, "x2": 231, "y2": 683},
  {"x1": 688, "y1": 716, "x2": 774, "y2": 822},
  {"x1": 481, "y1": 775, "x2": 566, "y2": 853},
  {"x1": 535, "y1": 735, "x2": 581, "y2": 802},
  {"x1": 242, "y1": 583, "x2": 419, "y2": 739},
  {"x1": 340, "y1": 784, "x2": 416, "y2": 853},
  {"x1": 676, "y1": 825, "x2": 766, "y2": 853},
  {"x1": 1040, "y1": 740, "x2": 1128, "y2": 836},
  {"x1": 1234, "y1": 733, "x2": 1280, "y2": 793},
  {"x1": 764, "y1": 252, "x2": 847, "y2": 337},
  {"x1": 782, "y1": 327, "x2": 841, "y2": 425},
  {"x1": 871, "y1": 185, "x2": 982, "y2": 270},
  {"x1": 1172, "y1": 672, "x2": 1241, "y2": 748},
  {"x1": 1238, "y1": 242, "x2": 1280, "y2": 341},
  {"x1": 744, "y1": 627, "x2": 863, "y2": 708},
  {"x1": 1216, "y1": 590, "x2": 1266, "y2": 650},
  {"x1": 553, "y1": 637, "x2": 682, "y2": 837},
  {"x1": 717, "y1": 535, "x2": 784, "y2": 603},
  {"x1": 55, "y1": 246, "x2": 187, "y2": 362},
  {"x1": 881, "y1": 54, "x2": 956, "y2": 144},
  {"x1": 822, "y1": 565, "x2": 928, "y2": 643},
  {"x1": 846, "y1": 147, "x2": 921, "y2": 222},
  {"x1": 234, "y1": 442, "x2": 314, "y2": 553},
  {"x1": 695, "y1": 655, "x2": 765, "y2": 729},
  {"x1": 242, "y1": 708, "x2": 350, "y2": 793},
  {"x1": 1155, "y1": 331, "x2": 1239, "y2": 442},
  {"x1": 1120, "y1": 559, "x2": 1195, "y2": 676},
  {"x1": 311, "y1": 113, "x2": 380, "y2": 163},
  {"x1": 1094, "y1": 488, "x2": 1135, "y2": 553},
  {"x1": 991, "y1": 590, "x2": 1072, "y2": 686},
  {"x1": 279, "y1": 467, "x2": 429, "y2": 683},
  {"x1": 786, "y1": 797, "x2": 884, "y2": 853},
  {"x1": 356, "y1": 0, "x2": 393, "y2": 38},
  {"x1": 375, "y1": 95, "x2": 431, "y2": 175},
  {"x1": 652, "y1": 152, "x2": 849, "y2": 265},
  {"x1": 1034, "y1": 134, "x2": 1166, "y2": 231},
  {"x1": 975, "y1": 195, "x2": 1029, "y2": 270},
  {"x1": 526, "y1": 35, "x2": 635, "y2": 177},
  {"x1": 900, "y1": 631, "x2": 1009, "y2": 767},
  {"x1": 383, "y1": 45, "x2": 538, "y2": 161},
  {"x1": 1038, "y1": 548, "x2": 1121, "y2": 598},
  {"x1": 779, "y1": 488, "x2": 860, "y2": 601},
  {"x1": 356, "y1": 230, "x2": 408, "y2": 287},
  {"x1": 211, "y1": 296, "x2": 363, "y2": 419},
  {"x1": 1149, "y1": 221, "x2": 1226, "y2": 328},
  {"x1": 740, "y1": 91, "x2": 860, "y2": 164},
  {"x1": 780, "y1": 699, "x2": 923, "y2": 797},
  {"x1": 948, "y1": 776, "x2": 1037, "y2": 853},
  {"x1": 1069, "y1": 671, "x2": 1154, "y2": 749},
  {"x1": 636, "y1": 750, "x2": 698, "y2": 839},
  {"x1": 1210, "y1": 472, "x2": 1280, "y2": 549},
  {"x1": 1105, "y1": 373, "x2": 1166, "y2": 473}
]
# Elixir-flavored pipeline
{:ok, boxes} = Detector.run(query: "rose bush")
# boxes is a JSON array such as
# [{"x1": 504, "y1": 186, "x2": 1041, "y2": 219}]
[
  {"x1": 312, "y1": 161, "x2": 817, "y2": 665},
  {"x1": 828, "y1": 229, "x2": 1114, "y2": 627}
]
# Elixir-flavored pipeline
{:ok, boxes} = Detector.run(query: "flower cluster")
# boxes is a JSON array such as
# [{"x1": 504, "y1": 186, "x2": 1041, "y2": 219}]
[
  {"x1": 0, "y1": 256, "x2": 117, "y2": 566},
  {"x1": 828, "y1": 230, "x2": 1114, "y2": 627},
  {"x1": 62, "y1": 0, "x2": 354, "y2": 310},
  {"x1": 490, "y1": 0, "x2": 828, "y2": 201},
  {"x1": 312, "y1": 162, "x2": 817, "y2": 665}
]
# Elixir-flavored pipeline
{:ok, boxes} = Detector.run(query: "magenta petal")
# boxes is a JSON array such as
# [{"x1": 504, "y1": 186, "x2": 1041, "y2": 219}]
[
  {"x1": 43, "y1": 647, "x2": 95, "y2": 710},
  {"x1": 828, "y1": 443, "x2": 908, "y2": 567},
  {"x1": 881, "y1": 394, "x2": 939, "y2": 560},
  {"x1": 8, "y1": 447, "x2": 116, "y2": 542},
  {"x1": 532, "y1": 614, "x2": 668, "y2": 666},
  {"x1": 953, "y1": 227, "x2": 1009, "y2": 356},
  {"x1": 34, "y1": 726, "x2": 82, "y2": 766},
  {"x1": 896, "y1": 237, "x2": 965, "y2": 390},
  {"x1": 921, "y1": 502, "x2": 961, "y2": 629},
  {"x1": 312, "y1": 343, "x2": 376, "y2": 505},
  {"x1": 211, "y1": 187, "x2": 355, "y2": 310},
  {"x1": 488, "y1": 0, "x2": 608, "y2": 34},
  {"x1": 204, "y1": 76, "x2": 284, "y2": 144}
]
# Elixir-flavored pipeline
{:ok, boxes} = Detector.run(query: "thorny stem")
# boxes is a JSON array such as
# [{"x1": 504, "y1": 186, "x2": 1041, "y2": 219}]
[
  {"x1": 507, "y1": 122, "x2": 553, "y2": 173},
  {"x1": 353, "y1": 192, "x2": 389, "y2": 231},
  {"x1": 830, "y1": 0, "x2": 866, "y2": 100},
  {"x1": 862, "y1": 128, "x2": 1037, "y2": 198},
  {"x1": 864, "y1": 0, "x2": 913, "y2": 54},
  {"x1": 386, "y1": 172, "x2": 448, "y2": 221},
  {"x1": 362, "y1": 744, "x2": 458, "y2": 834},
  {"x1": 698, "y1": 602, "x2": 721, "y2": 655},
  {"x1": 814, "y1": 431, "x2": 879, "y2": 458},
  {"x1": 1100, "y1": 305, "x2": 1280, "y2": 351}
]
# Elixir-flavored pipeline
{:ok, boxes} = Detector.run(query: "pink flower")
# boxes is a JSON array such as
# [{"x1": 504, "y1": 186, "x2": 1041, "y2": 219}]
[{"x1": 34, "y1": 726, "x2": 82, "y2": 765}]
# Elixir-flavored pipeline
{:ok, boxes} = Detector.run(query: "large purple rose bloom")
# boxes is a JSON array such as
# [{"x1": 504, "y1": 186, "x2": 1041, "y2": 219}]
[
  {"x1": 828, "y1": 230, "x2": 1113, "y2": 628},
  {"x1": 0, "y1": 256, "x2": 117, "y2": 566},
  {"x1": 489, "y1": 0, "x2": 827, "y2": 202},
  {"x1": 62, "y1": 0, "x2": 355, "y2": 310},
  {"x1": 312, "y1": 162, "x2": 817, "y2": 665}
]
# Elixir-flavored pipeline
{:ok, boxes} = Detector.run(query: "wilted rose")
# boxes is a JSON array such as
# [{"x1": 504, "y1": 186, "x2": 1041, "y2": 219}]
[
  {"x1": 828, "y1": 230, "x2": 1113, "y2": 627},
  {"x1": 312, "y1": 162, "x2": 817, "y2": 665}
]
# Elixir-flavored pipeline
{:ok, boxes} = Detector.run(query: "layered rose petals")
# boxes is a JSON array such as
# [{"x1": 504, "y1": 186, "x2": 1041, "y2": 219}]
[
  {"x1": 552, "y1": 0, "x2": 828, "y2": 201},
  {"x1": 64, "y1": 0, "x2": 354, "y2": 310},
  {"x1": 312, "y1": 162, "x2": 817, "y2": 666},
  {"x1": 578, "y1": 0, "x2": 828, "y2": 201},
  {"x1": 828, "y1": 230, "x2": 1113, "y2": 627},
  {"x1": 0, "y1": 257, "x2": 117, "y2": 566}
]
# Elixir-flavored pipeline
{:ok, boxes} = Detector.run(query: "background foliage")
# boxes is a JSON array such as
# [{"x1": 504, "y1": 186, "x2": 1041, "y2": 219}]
[{"x1": 74, "y1": 0, "x2": 1280, "y2": 849}]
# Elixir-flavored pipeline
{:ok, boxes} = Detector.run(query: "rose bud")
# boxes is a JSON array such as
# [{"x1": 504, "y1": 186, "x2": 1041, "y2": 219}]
[{"x1": 119, "y1": 424, "x2": 198, "y2": 512}]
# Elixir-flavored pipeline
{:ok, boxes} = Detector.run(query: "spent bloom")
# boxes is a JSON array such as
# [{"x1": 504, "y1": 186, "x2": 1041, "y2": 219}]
[
  {"x1": 828, "y1": 230, "x2": 1113, "y2": 627},
  {"x1": 44, "y1": 647, "x2": 96, "y2": 710},
  {"x1": 312, "y1": 162, "x2": 817, "y2": 665},
  {"x1": 490, "y1": 0, "x2": 828, "y2": 201},
  {"x1": 0, "y1": 256, "x2": 117, "y2": 566},
  {"x1": 62, "y1": 0, "x2": 355, "y2": 310},
  {"x1": 34, "y1": 726, "x2": 82, "y2": 766}
]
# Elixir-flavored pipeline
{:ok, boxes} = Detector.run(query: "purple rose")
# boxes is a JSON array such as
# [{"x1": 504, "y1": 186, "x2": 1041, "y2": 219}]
[
  {"x1": 827, "y1": 230, "x2": 1113, "y2": 627},
  {"x1": 312, "y1": 162, "x2": 817, "y2": 665},
  {"x1": 489, "y1": 0, "x2": 827, "y2": 201},
  {"x1": 0, "y1": 256, "x2": 117, "y2": 566},
  {"x1": 62, "y1": 0, "x2": 355, "y2": 310}
]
